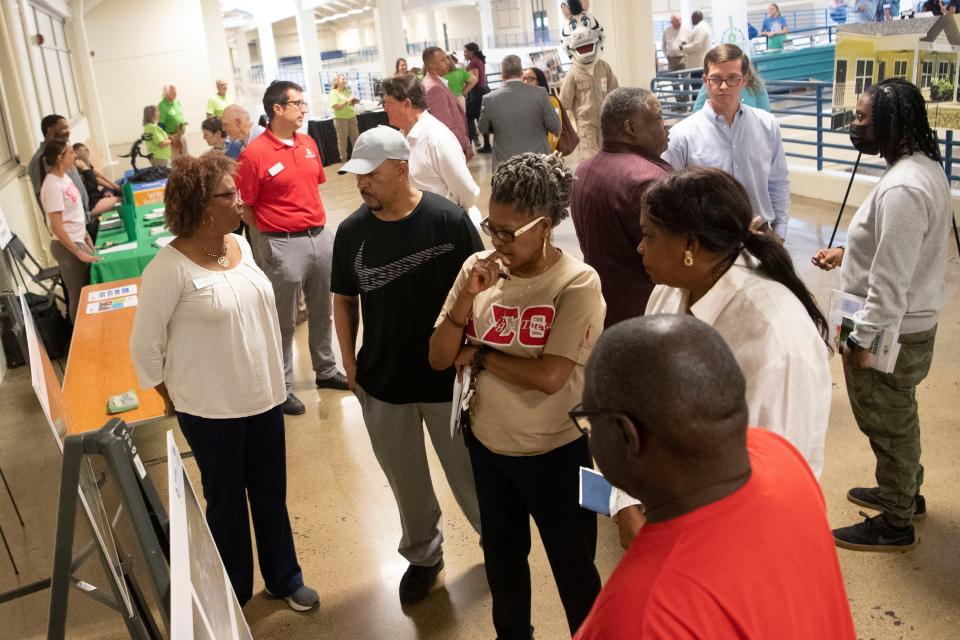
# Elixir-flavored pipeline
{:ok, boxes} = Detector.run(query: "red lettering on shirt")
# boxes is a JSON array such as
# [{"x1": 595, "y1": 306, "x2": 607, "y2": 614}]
[
  {"x1": 481, "y1": 304, "x2": 519, "y2": 344},
  {"x1": 478, "y1": 304, "x2": 555, "y2": 347},
  {"x1": 518, "y1": 306, "x2": 556, "y2": 346}
]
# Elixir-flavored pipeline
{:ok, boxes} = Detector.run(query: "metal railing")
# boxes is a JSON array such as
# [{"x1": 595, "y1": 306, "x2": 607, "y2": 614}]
[
  {"x1": 486, "y1": 29, "x2": 563, "y2": 49},
  {"x1": 653, "y1": 6, "x2": 866, "y2": 45},
  {"x1": 650, "y1": 74, "x2": 960, "y2": 187}
]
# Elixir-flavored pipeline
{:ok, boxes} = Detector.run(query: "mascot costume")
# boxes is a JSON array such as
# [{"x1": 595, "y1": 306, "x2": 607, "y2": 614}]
[{"x1": 558, "y1": 0, "x2": 619, "y2": 158}]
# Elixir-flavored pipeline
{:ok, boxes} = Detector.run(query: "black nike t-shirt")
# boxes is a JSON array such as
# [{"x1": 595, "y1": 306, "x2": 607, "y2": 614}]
[{"x1": 331, "y1": 191, "x2": 483, "y2": 404}]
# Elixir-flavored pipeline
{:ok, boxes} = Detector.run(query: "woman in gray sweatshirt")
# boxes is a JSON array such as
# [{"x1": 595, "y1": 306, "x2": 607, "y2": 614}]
[{"x1": 813, "y1": 78, "x2": 951, "y2": 552}]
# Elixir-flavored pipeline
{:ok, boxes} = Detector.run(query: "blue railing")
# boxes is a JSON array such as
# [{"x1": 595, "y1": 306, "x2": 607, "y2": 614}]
[
  {"x1": 650, "y1": 74, "x2": 960, "y2": 187},
  {"x1": 653, "y1": 6, "x2": 865, "y2": 45}
]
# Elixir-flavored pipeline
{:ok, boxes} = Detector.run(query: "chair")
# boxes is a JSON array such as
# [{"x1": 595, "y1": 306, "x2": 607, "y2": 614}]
[{"x1": 4, "y1": 233, "x2": 66, "y2": 304}]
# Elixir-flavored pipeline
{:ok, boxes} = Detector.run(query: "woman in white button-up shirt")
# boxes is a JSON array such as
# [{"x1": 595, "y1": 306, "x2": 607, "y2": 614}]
[
  {"x1": 610, "y1": 166, "x2": 832, "y2": 547},
  {"x1": 130, "y1": 152, "x2": 318, "y2": 611}
]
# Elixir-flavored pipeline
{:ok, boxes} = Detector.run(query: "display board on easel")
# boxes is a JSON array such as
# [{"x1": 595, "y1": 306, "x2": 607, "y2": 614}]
[{"x1": 168, "y1": 432, "x2": 253, "y2": 640}]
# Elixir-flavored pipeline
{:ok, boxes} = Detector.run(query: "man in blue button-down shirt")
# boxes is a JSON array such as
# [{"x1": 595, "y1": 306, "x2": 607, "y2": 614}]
[{"x1": 662, "y1": 44, "x2": 790, "y2": 237}]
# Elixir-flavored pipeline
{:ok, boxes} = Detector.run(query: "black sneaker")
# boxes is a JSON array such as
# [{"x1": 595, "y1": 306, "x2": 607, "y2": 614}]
[
  {"x1": 282, "y1": 393, "x2": 305, "y2": 416},
  {"x1": 316, "y1": 372, "x2": 349, "y2": 391},
  {"x1": 833, "y1": 511, "x2": 916, "y2": 552},
  {"x1": 399, "y1": 559, "x2": 443, "y2": 605},
  {"x1": 847, "y1": 486, "x2": 926, "y2": 520}
]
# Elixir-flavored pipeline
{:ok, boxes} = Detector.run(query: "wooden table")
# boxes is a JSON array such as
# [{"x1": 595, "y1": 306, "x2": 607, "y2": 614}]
[{"x1": 62, "y1": 277, "x2": 166, "y2": 433}]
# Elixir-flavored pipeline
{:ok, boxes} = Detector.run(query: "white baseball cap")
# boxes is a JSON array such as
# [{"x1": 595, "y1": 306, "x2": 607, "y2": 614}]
[{"x1": 338, "y1": 125, "x2": 410, "y2": 175}]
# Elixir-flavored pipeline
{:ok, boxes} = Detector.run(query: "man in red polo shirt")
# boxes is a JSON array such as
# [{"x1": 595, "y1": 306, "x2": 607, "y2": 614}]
[
  {"x1": 237, "y1": 80, "x2": 348, "y2": 416},
  {"x1": 573, "y1": 316, "x2": 857, "y2": 640}
]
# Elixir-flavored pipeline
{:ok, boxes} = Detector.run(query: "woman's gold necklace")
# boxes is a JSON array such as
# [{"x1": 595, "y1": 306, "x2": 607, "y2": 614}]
[{"x1": 196, "y1": 236, "x2": 230, "y2": 268}]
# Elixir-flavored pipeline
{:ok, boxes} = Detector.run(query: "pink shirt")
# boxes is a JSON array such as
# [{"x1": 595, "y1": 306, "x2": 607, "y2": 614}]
[{"x1": 422, "y1": 73, "x2": 470, "y2": 153}]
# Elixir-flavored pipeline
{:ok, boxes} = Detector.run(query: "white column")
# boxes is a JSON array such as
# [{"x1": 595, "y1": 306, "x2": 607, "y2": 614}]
[
  {"x1": 433, "y1": 8, "x2": 446, "y2": 50},
  {"x1": 294, "y1": 0, "x2": 324, "y2": 116},
  {"x1": 257, "y1": 18, "x2": 280, "y2": 84},
  {"x1": 201, "y1": 0, "x2": 233, "y2": 90},
  {"x1": 478, "y1": 0, "x2": 495, "y2": 49},
  {"x1": 710, "y1": 0, "x2": 748, "y2": 50},
  {"x1": 590, "y1": 0, "x2": 656, "y2": 90},
  {"x1": 374, "y1": 0, "x2": 405, "y2": 77},
  {"x1": 517, "y1": 0, "x2": 534, "y2": 36}
]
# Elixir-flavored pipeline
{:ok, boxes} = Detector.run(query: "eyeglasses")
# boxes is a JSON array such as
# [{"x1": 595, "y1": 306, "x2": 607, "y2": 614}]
[
  {"x1": 705, "y1": 75, "x2": 744, "y2": 88},
  {"x1": 479, "y1": 216, "x2": 546, "y2": 243},
  {"x1": 568, "y1": 403, "x2": 637, "y2": 437},
  {"x1": 283, "y1": 99, "x2": 308, "y2": 110},
  {"x1": 213, "y1": 189, "x2": 242, "y2": 205}
]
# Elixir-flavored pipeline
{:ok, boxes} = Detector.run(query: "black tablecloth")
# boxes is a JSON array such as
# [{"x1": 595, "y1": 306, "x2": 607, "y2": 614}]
[{"x1": 308, "y1": 111, "x2": 391, "y2": 166}]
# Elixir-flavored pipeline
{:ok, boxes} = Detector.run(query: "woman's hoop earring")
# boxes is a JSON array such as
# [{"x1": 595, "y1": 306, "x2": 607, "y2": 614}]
[{"x1": 683, "y1": 250, "x2": 694, "y2": 267}]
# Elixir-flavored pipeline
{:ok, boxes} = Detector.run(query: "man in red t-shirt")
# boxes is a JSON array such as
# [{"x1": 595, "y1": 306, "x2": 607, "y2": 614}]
[
  {"x1": 236, "y1": 80, "x2": 348, "y2": 415},
  {"x1": 572, "y1": 315, "x2": 857, "y2": 640}
]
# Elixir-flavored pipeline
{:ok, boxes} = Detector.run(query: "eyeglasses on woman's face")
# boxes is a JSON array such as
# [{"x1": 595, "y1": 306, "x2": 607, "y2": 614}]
[
  {"x1": 212, "y1": 189, "x2": 243, "y2": 206},
  {"x1": 479, "y1": 216, "x2": 546, "y2": 244}
]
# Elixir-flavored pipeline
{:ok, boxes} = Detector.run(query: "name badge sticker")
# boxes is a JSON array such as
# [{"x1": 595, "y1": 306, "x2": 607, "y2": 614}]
[
  {"x1": 192, "y1": 275, "x2": 217, "y2": 290},
  {"x1": 268, "y1": 162, "x2": 285, "y2": 177}
]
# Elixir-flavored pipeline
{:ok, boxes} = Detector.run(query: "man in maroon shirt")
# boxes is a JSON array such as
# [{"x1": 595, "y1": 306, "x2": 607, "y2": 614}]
[
  {"x1": 571, "y1": 315, "x2": 857, "y2": 640},
  {"x1": 571, "y1": 88, "x2": 672, "y2": 328},
  {"x1": 421, "y1": 46, "x2": 473, "y2": 159},
  {"x1": 237, "y1": 80, "x2": 348, "y2": 415}
]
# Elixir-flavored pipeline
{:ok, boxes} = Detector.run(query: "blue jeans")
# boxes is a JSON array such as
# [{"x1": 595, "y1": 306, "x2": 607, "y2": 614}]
[{"x1": 177, "y1": 404, "x2": 303, "y2": 604}]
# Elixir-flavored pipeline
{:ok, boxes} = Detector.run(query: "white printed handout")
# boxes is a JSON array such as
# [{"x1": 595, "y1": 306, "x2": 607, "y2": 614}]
[
  {"x1": 450, "y1": 365, "x2": 473, "y2": 438},
  {"x1": 88, "y1": 284, "x2": 138, "y2": 302},
  {"x1": 85, "y1": 295, "x2": 138, "y2": 315}
]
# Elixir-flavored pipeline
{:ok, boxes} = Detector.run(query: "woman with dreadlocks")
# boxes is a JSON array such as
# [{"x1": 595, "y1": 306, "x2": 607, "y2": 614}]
[
  {"x1": 430, "y1": 152, "x2": 604, "y2": 639},
  {"x1": 814, "y1": 78, "x2": 952, "y2": 552}
]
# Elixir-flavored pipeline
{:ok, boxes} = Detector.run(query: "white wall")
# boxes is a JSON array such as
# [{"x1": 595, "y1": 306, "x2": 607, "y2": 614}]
[{"x1": 83, "y1": 0, "x2": 214, "y2": 145}]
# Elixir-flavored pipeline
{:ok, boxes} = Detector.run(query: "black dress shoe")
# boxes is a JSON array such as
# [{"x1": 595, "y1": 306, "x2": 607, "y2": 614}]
[
  {"x1": 478, "y1": 146, "x2": 492, "y2": 153},
  {"x1": 399, "y1": 559, "x2": 443, "y2": 605},
  {"x1": 282, "y1": 393, "x2": 305, "y2": 415},
  {"x1": 316, "y1": 372, "x2": 349, "y2": 390}
]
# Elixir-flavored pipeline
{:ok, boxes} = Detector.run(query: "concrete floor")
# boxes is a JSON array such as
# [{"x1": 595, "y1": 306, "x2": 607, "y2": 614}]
[{"x1": 0, "y1": 151, "x2": 959, "y2": 639}]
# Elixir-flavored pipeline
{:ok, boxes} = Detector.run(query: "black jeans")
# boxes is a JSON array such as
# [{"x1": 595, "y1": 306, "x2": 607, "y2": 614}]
[
  {"x1": 465, "y1": 428, "x2": 601, "y2": 640},
  {"x1": 177, "y1": 404, "x2": 303, "y2": 605}
]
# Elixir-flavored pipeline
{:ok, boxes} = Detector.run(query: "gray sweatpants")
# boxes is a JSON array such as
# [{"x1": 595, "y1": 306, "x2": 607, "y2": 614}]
[
  {"x1": 257, "y1": 230, "x2": 338, "y2": 389},
  {"x1": 355, "y1": 385, "x2": 481, "y2": 566}
]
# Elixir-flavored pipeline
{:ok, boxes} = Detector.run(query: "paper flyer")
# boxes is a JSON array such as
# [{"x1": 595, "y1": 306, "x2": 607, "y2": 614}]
[
  {"x1": 88, "y1": 284, "x2": 138, "y2": 302},
  {"x1": 85, "y1": 295, "x2": 138, "y2": 315}
]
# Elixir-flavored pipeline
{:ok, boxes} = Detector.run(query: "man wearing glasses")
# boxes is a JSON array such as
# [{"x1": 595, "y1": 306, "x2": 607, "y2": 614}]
[
  {"x1": 236, "y1": 80, "x2": 349, "y2": 416},
  {"x1": 662, "y1": 44, "x2": 790, "y2": 238},
  {"x1": 571, "y1": 315, "x2": 857, "y2": 640}
]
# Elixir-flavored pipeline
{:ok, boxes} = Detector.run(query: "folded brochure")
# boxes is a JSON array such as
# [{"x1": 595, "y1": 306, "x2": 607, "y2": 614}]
[
  {"x1": 579, "y1": 467, "x2": 613, "y2": 517},
  {"x1": 827, "y1": 289, "x2": 901, "y2": 373}
]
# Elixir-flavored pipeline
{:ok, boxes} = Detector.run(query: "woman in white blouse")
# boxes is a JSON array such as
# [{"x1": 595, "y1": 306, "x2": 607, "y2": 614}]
[
  {"x1": 611, "y1": 166, "x2": 833, "y2": 546},
  {"x1": 130, "y1": 152, "x2": 318, "y2": 611},
  {"x1": 39, "y1": 138, "x2": 99, "y2": 322}
]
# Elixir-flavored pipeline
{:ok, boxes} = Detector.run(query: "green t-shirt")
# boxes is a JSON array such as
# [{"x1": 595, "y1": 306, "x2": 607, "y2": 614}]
[
  {"x1": 143, "y1": 123, "x2": 171, "y2": 160},
  {"x1": 444, "y1": 68, "x2": 472, "y2": 97},
  {"x1": 329, "y1": 87, "x2": 356, "y2": 119},
  {"x1": 157, "y1": 98, "x2": 186, "y2": 134},
  {"x1": 206, "y1": 93, "x2": 230, "y2": 116}
]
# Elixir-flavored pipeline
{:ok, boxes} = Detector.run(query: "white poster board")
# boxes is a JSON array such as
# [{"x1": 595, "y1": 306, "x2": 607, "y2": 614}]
[
  {"x1": 167, "y1": 432, "x2": 253, "y2": 640},
  {"x1": 711, "y1": 0, "x2": 749, "y2": 50},
  {"x1": 0, "y1": 205, "x2": 12, "y2": 250},
  {"x1": 19, "y1": 291, "x2": 134, "y2": 616}
]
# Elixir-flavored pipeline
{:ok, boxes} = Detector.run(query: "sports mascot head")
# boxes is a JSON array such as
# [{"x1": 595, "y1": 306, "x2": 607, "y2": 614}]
[{"x1": 561, "y1": 0, "x2": 605, "y2": 65}]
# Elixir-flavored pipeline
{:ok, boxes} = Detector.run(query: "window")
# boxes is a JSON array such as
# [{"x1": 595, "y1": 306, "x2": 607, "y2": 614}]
[
  {"x1": 854, "y1": 59, "x2": 874, "y2": 96},
  {"x1": 938, "y1": 60, "x2": 949, "y2": 80},
  {"x1": 25, "y1": 4, "x2": 82, "y2": 119},
  {"x1": 893, "y1": 60, "x2": 908, "y2": 79},
  {"x1": 921, "y1": 60, "x2": 933, "y2": 88},
  {"x1": 877, "y1": 61, "x2": 886, "y2": 82}
]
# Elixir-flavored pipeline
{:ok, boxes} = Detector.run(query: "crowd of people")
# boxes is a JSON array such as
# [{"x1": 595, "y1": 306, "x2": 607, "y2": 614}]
[{"x1": 24, "y1": 22, "x2": 952, "y2": 637}]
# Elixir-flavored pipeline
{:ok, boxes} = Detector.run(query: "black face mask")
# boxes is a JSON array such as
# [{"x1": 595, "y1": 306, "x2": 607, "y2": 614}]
[{"x1": 849, "y1": 123, "x2": 879, "y2": 155}]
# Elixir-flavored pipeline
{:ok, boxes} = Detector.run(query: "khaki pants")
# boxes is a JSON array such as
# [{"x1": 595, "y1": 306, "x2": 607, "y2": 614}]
[
  {"x1": 50, "y1": 240, "x2": 91, "y2": 323},
  {"x1": 843, "y1": 326, "x2": 937, "y2": 526},
  {"x1": 334, "y1": 116, "x2": 359, "y2": 163}
]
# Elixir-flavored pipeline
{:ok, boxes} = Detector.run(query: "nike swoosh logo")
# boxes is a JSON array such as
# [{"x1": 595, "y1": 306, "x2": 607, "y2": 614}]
[{"x1": 355, "y1": 241, "x2": 455, "y2": 292}]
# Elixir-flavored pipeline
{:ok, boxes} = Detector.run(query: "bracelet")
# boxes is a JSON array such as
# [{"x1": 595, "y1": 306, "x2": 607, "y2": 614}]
[{"x1": 445, "y1": 310, "x2": 467, "y2": 329}]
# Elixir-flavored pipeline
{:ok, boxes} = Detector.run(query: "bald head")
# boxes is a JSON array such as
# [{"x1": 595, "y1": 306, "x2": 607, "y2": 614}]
[
  {"x1": 670, "y1": 14, "x2": 681, "y2": 29},
  {"x1": 221, "y1": 104, "x2": 252, "y2": 140},
  {"x1": 585, "y1": 315, "x2": 747, "y2": 461}
]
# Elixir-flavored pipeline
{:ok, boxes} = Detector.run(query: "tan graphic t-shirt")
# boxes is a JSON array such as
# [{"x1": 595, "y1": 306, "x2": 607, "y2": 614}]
[{"x1": 439, "y1": 251, "x2": 606, "y2": 456}]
